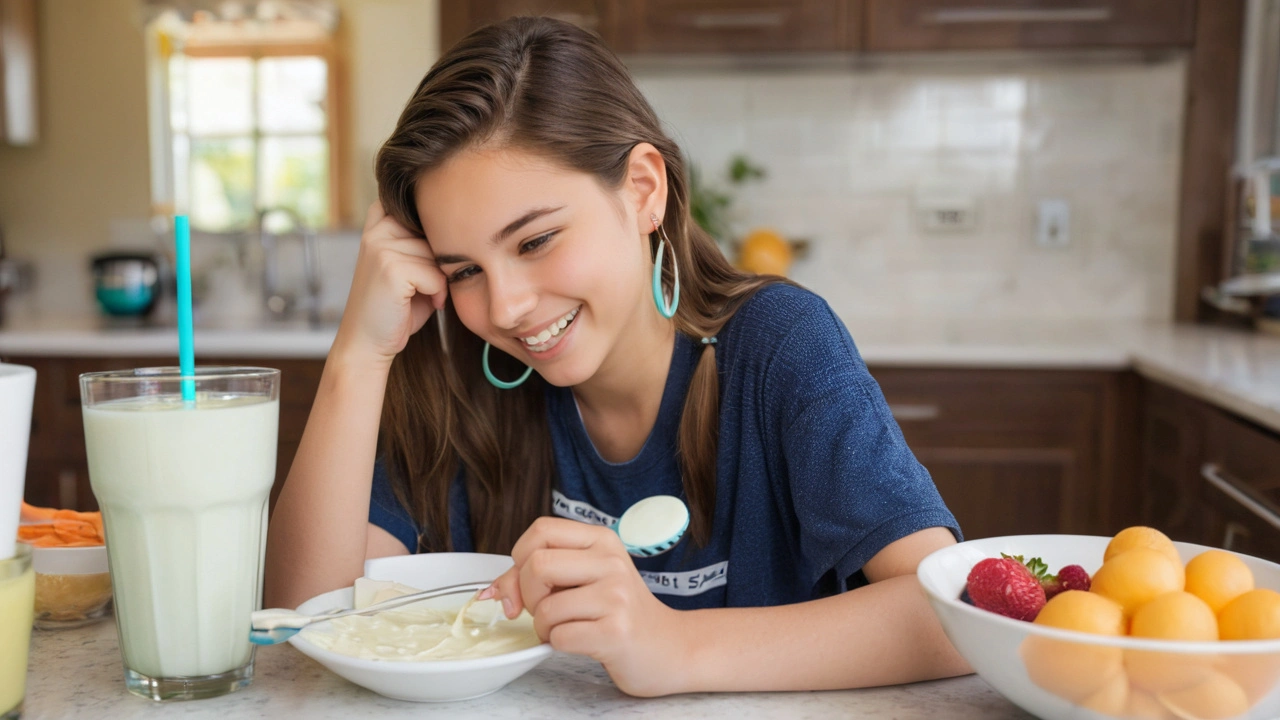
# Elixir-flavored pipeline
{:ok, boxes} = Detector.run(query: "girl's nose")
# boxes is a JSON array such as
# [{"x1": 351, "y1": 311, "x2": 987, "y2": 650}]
[{"x1": 486, "y1": 270, "x2": 538, "y2": 330}]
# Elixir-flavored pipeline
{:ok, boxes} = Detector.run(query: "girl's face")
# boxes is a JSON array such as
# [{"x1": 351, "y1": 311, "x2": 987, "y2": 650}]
[{"x1": 416, "y1": 145, "x2": 665, "y2": 388}]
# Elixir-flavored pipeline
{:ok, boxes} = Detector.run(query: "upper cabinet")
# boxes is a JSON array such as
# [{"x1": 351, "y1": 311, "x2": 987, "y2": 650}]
[
  {"x1": 443, "y1": 0, "x2": 1199, "y2": 55},
  {"x1": 863, "y1": 0, "x2": 1196, "y2": 52},
  {"x1": 443, "y1": 1, "x2": 861, "y2": 53},
  {"x1": 609, "y1": 1, "x2": 859, "y2": 54}
]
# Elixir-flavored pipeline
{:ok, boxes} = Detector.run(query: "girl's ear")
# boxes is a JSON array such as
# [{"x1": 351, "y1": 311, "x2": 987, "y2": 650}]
[{"x1": 624, "y1": 142, "x2": 668, "y2": 233}]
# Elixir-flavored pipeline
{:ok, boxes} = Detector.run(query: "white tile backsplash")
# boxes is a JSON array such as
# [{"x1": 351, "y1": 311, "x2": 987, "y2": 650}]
[{"x1": 633, "y1": 52, "x2": 1188, "y2": 321}]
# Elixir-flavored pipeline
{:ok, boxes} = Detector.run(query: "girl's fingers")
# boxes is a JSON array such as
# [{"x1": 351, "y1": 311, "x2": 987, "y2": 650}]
[
  {"x1": 362, "y1": 200, "x2": 385, "y2": 232},
  {"x1": 517, "y1": 548, "x2": 625, "y2": 613},
  {"x1": 546, "y1": 619, "x2": 605, "y2": 658},
  {"x1": 509, "y1": 517, "x2": 618, "y2": 567},
  {"x1": 482, "y1": 566, "x2": 525, "y2": 619},
  {"x1": 529, "y1": 584, "x2": 610, "y2": 641}
]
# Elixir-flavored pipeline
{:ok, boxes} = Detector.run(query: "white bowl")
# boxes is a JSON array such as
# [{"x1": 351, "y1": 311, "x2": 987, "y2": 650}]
[
  {"x1": 919, "y1": 535, "x2": 1280, "y2": 720},
  {"x1": 287, "y1": 552, "x2": 553, "y2": 702}
]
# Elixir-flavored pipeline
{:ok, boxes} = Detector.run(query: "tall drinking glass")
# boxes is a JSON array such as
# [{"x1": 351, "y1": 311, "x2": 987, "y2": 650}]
[
  {"x1": 0, "y1": 545, "x2": 34, "y2": 720},
  {"x1": 80, "y1": 367, "x2": 279, "y2": 702}
]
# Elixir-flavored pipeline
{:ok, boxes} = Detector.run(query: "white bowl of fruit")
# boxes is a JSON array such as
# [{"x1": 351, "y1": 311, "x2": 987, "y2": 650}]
[{"x1": 918, "y1": 528, "x2": 1280, "y2": 720}]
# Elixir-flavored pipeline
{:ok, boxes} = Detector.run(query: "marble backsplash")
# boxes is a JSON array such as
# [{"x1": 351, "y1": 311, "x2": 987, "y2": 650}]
[{"x1": 632, "y1": 51, "x2": 1188, "y2": 321}]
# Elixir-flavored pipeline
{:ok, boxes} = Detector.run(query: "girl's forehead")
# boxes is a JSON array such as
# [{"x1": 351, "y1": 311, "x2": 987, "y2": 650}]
[{"x1": 415, "y1": 148, "x2": 601, "y2": 243}]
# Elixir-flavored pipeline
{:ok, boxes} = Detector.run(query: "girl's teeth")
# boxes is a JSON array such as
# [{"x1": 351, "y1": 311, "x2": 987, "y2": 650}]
[{"x1": 522, "y1": 308, "x2": 579, "y2": 345}]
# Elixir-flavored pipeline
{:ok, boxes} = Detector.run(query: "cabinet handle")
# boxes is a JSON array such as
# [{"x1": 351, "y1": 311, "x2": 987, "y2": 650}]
[
  {"x1": 923, "y1": 7, "x2": 1113, "y2": 25},
  {"x1": 888, "y1": 403, "x2": 940, "y2": 422},
  {"x1": 686, "y1": 11, "x2": 787, "y2": 30},
  {"x1": 1201, "y1": 463, "x2": 1280, "y2": 532},
  {"x1": 1222, "y1": 521, "x2": 1250, "y2": 552}
]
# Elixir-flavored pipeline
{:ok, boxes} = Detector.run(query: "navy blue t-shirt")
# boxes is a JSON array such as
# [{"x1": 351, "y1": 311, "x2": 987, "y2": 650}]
[{"x1": 369, "y1": 284, "x2": 961, "y2": 610}]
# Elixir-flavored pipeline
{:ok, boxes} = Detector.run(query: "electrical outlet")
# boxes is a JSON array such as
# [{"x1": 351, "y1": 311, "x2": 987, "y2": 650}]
[
  {"x1": 1035, "y1": 199, "x2": 1070, "y2": 248},
  {"x1": 915, "y1": 193, "x2": 977, "y2": 232}
]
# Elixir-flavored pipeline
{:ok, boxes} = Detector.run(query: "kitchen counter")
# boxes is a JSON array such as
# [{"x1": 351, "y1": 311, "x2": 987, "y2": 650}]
[
  {"x1": 3, "y1": 316, "x2": 1279, "y2": 433},
  {"x1": 23, "y1": 619, "x2": 1031, "y2": 719}
]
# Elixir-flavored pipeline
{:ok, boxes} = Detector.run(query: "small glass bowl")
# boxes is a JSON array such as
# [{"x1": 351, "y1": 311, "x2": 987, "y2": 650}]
[{"x1": 24, "y1": 542, "x2": 113, "y2": 629}]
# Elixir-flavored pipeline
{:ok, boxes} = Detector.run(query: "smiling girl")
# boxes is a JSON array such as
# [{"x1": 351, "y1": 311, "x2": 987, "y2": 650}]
[{"x1": 264, "y1": 16, "x2": 971, "y2": 696}]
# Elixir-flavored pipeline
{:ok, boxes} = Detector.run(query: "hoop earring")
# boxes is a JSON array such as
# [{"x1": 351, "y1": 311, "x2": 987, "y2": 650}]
[
  {"x1": 650, "y1": 214, "x2": 680, "y2": 319},
  {"x1": 482, "y1": 342, "x2": 533, "y2": 389}
]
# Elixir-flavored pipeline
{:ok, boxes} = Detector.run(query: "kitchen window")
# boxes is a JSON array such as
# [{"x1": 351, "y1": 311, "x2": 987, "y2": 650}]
[{"x1": 145, "y1": 4, "x2": 342, "y2": 232}]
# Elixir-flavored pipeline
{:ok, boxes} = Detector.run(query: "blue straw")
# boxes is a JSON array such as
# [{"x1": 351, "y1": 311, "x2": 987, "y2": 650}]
[{"x1": 174, "y1": 215, "x2": 196, "y2": 403}]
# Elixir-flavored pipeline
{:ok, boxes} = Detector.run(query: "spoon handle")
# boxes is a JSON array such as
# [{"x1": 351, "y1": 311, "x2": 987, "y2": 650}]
[{"x1": 325, "y1": 581, "x2": 492, "y2": 622}]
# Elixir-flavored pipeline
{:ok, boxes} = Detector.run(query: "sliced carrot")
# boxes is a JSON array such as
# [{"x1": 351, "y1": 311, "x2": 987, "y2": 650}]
[{"x1": 17, "y1": 501, "x2": 105, "y2": 547}]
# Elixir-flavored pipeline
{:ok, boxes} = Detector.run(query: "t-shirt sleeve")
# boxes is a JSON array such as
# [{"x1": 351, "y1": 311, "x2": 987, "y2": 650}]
[
  {"x1": 369, "y1": 457, "x2": 420, "y2": 554},
  {"x1": 766, "y1": 297, "x2": 961, "y2": 588}
]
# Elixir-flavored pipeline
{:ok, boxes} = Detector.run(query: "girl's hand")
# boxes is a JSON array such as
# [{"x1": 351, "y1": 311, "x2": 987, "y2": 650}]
[
  {"x1": 332, "y1": 201, "x2": 448, "y2": 368},
  {"x1": 482, "y1": 517, "x2": 691, "y2": 697}
]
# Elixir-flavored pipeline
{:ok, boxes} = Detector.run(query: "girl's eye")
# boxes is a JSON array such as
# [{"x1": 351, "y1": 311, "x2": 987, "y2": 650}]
[
  {"x1": 520, "y1": 231, "x2": 555, "y2": 254},
  {"x1": 448, "y1": 265, "x2": 480, "y2": 283}
]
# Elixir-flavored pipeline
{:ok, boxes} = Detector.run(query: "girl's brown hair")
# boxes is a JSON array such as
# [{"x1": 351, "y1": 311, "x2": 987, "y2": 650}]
[{"x1": 375, "y1": 16, "x2": 778, "y2": 554}]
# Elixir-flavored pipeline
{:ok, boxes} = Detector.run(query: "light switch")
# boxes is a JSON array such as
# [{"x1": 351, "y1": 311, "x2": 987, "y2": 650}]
[{"x1": 1035, "y1": 199, "x2": 1070, "y2": 248}]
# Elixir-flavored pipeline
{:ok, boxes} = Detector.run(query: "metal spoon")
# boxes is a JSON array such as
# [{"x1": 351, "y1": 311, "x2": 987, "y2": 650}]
[{"x1": 249, "y1": 580, "x2": 490, "y2": 646}]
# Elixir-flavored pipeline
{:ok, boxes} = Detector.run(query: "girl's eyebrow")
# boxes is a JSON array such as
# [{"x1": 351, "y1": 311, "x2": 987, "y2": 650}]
[{"x1": 434, "y1": 205, "x2": 566, "y2": 265}]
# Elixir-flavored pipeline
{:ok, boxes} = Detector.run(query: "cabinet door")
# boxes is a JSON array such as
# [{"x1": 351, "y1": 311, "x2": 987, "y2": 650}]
[
  {"x1": 912, "y1": 447, "x2": 1076, "y2": 539},
  {"x1": 441, "y1": 1, "x2": 616, "y2": 51},
  {"x1": 614, "y1": 0, "x2": 856, "y2": 53},
  {"x1": 864, "y1": 0, "x2": 1196, "y2": 51},
  {"x1": 1200, "y1": 409, "x2": 1280, "y2": 562},
  {"x1": 1137, "y1": 379, "x2": 1208, "y2": 543},
  {"x1": 871, "y1": 368, "x2": 1121, "y2": 539}
]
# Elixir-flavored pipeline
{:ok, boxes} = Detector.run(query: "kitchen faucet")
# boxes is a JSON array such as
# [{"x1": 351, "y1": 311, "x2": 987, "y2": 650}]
[{"x1": 256, "y1": 207, "x2": 322, "y2": 324}]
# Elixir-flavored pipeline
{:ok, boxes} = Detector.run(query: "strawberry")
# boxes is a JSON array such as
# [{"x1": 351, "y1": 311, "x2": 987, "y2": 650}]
[
  {"x1": 965, "y1": 557, "x2": 1047, "y2": 621},
  {"x1": 1055, "y1": 564, "x2": 1091, "y2": 594},
  {"x1": 1003, "y1": 554, "x2": 1091, "y2": 600}
]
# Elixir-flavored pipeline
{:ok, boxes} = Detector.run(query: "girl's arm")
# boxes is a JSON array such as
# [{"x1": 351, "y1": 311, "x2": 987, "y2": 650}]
[
  {"x1": 666, "y1": 526, "x2": 971, "y2": 693},
  {"x1": 485, "y1": 521, "x2": 970, "y2": 697},
  {"x1": 264, "y1": 201, "x2": 447, "y2": 608}
]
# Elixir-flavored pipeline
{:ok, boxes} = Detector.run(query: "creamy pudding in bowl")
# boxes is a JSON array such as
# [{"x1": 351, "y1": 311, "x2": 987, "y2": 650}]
[{"x1": 285, "y1": 552, "x2": 553, "y2": 702}]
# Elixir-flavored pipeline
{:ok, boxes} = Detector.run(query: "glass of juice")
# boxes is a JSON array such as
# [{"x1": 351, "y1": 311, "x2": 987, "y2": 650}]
[
  {"x1": 79, "y1": 367, "x2": 279, "y2": 702},
  {"x1": 1, "y1": 544, "x2": 34, "y2": 720}
]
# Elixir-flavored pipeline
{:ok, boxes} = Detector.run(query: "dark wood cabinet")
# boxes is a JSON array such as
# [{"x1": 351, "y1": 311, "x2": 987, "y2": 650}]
[
  {"x1": 864, "y1": 0, "x2": 1196, "y2": 52},
  {"x1": 441, "y1": 0, "x2": 618, "y2": 49},
  {"x1": 869, "y1": 368, "x2": 1139, "y2": 540},
  {"x1": 3, "y1": 355, "x2": 325, "y2": 514},
  {"x1": 1200, "y1": 409, "x2": 1280, "y2": 562},
  {"x1": 444, "y1": 0, "x2": 1199, "y2": 55},
  {"x1": 610, "y1": 1, "x2": 859, "y2": 54},
  {"x1": 443, "y1": 0, "x2": 860, "y2": 54},
  {"x1": 1138, "y1": 377, "x2": 1280, "y2": 562}
]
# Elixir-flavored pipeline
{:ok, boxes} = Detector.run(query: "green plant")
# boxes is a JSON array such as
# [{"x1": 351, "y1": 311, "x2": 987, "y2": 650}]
[{"x1": 688, "y1": 154, "x2": 766, "y2": 244}]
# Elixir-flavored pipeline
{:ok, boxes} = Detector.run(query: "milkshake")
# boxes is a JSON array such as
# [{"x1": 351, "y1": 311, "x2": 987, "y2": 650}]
[
  {"x1": 0, "y1": 545, "x2": 35, "y2": 719},
  {"x1": 80, "y1": 368, "x2": 279, "y2": 701}
]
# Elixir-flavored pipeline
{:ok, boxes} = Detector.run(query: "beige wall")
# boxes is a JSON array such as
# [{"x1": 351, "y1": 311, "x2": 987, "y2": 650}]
[
  {"x1": 0, "y1": 0, "x2": 439, "y2": 317},
  {"x1": 0, "y1": 0, "x2": 151, "y2": 315}
]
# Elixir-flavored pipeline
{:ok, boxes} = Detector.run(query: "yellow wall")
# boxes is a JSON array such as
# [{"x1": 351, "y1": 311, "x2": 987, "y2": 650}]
[{"x1": 0, "y1": 0, "x2": 439, "y2": 316}]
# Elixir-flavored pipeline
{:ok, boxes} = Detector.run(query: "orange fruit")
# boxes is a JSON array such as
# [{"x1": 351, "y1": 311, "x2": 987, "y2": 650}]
[
  {"x1": 1125, "y1": 591, "x2": 1218, "y2": 692},
  {"x1": 1184, "y1": 550, "x2": 1254, "y2": 614},
  {"x1": 1220, "y1": 651, "x2": 1280, "y2": 705},
  {"x1": 1079, "y1": 669, "x2": 1130, "y2": 716},
  {"x1": 1156, "y1": 671, "x2": 1250, "y2": 719},
  {"x1": 1130, "y1": 591, "x2": 1219, "y2": 641},
  {"x1": 1091, "y1": 547, "x2": 1184, "y2": 619},
  {"x1": 737, "y1": 228, "x2": 793, "y2": 276},
  {"x1": 1105, "y1": 526, "x2": 1185, "y2": 588},
  {"x1": 1021, "y1": 591, "x2": 1126, "y2": 702},
  {"x1": 1218, "y1": 588, "x2": 1280, "y2": 641},
  {"x1": 1125, "y1": 687, "x2": 1177, "y2": 719}
]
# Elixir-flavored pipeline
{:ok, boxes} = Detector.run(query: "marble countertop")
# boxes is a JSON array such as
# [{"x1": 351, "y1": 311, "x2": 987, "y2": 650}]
[
  {"x1": 22, "y1": 619, "x2": 1031, "y2": 719},
  {"x1": 3, "y1": 315, "x2": 1279, "y2": 433}
]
